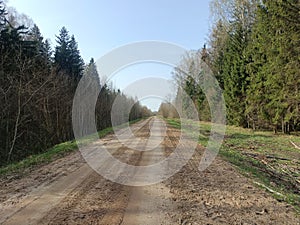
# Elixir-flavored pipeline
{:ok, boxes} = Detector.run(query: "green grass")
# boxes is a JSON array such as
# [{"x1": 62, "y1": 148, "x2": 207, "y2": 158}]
[
  {"x1": 167, "y1": 119, "x2": 181, "y2": 129},
  {"x1": 165, "y1": 118, "x2": 300, "y2": 213},
  {"x1": 0, "y1": 118, "x2": 144, "y2": 176},
  {"x1": 0, "y1": 141, "x2": 78, "y2": 176}
]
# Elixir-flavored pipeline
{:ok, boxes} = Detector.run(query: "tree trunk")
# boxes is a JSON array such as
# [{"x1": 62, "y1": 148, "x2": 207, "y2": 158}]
[{"x1": 7, "y1": 82, "x2": 21, "y2": 162}]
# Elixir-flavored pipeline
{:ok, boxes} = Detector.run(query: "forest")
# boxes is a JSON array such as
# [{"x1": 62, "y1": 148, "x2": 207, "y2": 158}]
[
  {"x1": 0, "y1": 1, "x2": 151, "y2": 166},
  {"x1": 167, "y1": 0, "x2": 300, "y2": 134},
  {"x1": 0, "y1": 0, "x2": 299, "y2": 223},
  {"x1": 1, "y1": 0, "x2": 300, "y2": 166}
]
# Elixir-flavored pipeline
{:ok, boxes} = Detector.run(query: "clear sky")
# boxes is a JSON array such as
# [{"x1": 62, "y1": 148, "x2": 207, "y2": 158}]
[{"x1": 6, "y1": 0, "x2": 212, "y2": 110}]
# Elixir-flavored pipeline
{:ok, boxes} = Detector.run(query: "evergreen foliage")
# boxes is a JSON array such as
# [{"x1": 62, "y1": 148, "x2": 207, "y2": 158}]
[
  {"x1": 174, "y1": 0, "x2": 299, "y2": 133},
  {"x1": 0, "y1": 2, "x2": 151, "y2": 165}
]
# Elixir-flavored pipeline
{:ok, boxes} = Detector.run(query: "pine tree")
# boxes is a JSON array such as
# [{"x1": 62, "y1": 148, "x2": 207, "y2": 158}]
[
  {"x1": 68, "y1": 35, "x2": 84, "y2": 79},
  {"x1": 84, "y1": 58, "x2": 100, "y2": 86},
  {"x1": 246, "y1": 0, "x2": 300, "y2": 133},
  {"x1": 43, "y1": 39, "x2": 52, "y2": 63},
  {"x1": 245, "y1": 3, "x2": 272, "y2": 130},
  {"x1": 209, "y1": 0, "x2": 258, "y2": 126},
  {"x1": 208, "y1": 20, "x2": 228, "y2": 89},
  {"x1": 54, "y1": 26, "x2": 71, "y2": 74},
  {"x1": 54, "y1": 27, "x2": 84, "y2": 79},
  {"x1": 222, "y1": 20, "x2": 250, "y2": 126}
]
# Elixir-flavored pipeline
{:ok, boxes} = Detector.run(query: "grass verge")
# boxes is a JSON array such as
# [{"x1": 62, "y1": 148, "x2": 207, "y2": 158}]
[
  {"x1": 165, "y1": 118, "x2": 300, "y2": 213},
  {"x1": 0, "y1": 118, "x2": 144, "y2": 176}
]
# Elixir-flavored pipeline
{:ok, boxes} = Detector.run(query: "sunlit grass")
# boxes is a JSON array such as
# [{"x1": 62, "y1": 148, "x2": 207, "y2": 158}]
[{"x1": 0, "y1": 118, "x2": 143, "y2": 176}]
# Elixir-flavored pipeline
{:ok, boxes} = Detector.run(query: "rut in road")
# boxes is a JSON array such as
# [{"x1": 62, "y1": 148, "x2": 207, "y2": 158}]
[
  {"x1": 0, "y1": 117, "x2": 299, "y2": 224},
  {"x1": 0, "y1": 118, "x2": 176, "y2": 225}
]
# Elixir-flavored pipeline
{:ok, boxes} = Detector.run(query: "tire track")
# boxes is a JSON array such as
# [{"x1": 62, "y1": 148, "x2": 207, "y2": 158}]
[
  {"x1": 164, "y1": 122, "x2": 300, "y2": 224},
  {"x1": 39, "y1": 118, "x2": 153, "y2": 224},
  {"x1": 1, "y1": 118, "x2": 152, "y2": 225}
]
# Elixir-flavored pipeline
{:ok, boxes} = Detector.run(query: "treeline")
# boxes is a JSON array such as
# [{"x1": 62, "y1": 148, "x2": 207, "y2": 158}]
[
  {"x1": 158, "y1": 102, "x2": 179, "y2": 119},
  {"x1": 0, "y1": 2, "x2": 150, "y2": 166},
  {"x1": 173, "y1": 0, "x2": 299, "y2": 133}
]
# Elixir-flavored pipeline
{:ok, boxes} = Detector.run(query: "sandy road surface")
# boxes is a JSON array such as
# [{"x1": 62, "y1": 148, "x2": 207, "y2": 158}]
[{"x1": 0, "y1": 117, "x2": 299, "y2": 224}]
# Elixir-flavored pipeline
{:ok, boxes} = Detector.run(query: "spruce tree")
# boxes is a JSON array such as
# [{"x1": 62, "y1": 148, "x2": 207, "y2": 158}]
[
  {"x1": 54, "y1": 27, "x2": 70, "y2": 74},
  {"x1": 222, "y1": 21, "x2": 249, "y2": 126},
  {"x1": 54, "y1": 27, "x2": 84, "y2": 80},
  {"x1": 68, "y1": 35, "x2": 84, "y2": 79},
  {"x1": 247, "y1": 0, "x2": 300, "y2": 132},
  {"x1": 84, "y1": 58, "x2": 100, "y2": 87}
]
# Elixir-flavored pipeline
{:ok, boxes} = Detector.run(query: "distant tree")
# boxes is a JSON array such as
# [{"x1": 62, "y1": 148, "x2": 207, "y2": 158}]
[
  {"x1": 158, "y1": 102, "x2": 179, "y2": 119},
  {"x1": 43, "y1": 39, "x2": 53, "y2": 65},
  {"x1": 172, "y1": 49, "x2": 211, "y2": 121},
  {"x1": 84, "y1": 58, "x2": 100, "y2": 86}
]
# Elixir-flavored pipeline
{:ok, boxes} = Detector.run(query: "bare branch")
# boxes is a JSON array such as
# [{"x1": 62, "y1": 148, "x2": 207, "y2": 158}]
[{"x1": 290, "y1": 141, "x2": 300, "y2": 150}]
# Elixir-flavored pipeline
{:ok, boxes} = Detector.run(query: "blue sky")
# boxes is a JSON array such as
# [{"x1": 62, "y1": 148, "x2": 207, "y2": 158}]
[{"x1": 7, "y1": 0, "x2": 212, "y2": 110}]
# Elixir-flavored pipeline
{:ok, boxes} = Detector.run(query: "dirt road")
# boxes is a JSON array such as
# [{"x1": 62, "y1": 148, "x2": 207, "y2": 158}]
[{"x1": 0, "y1": 117, "x2": 299, "y2": 224}]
